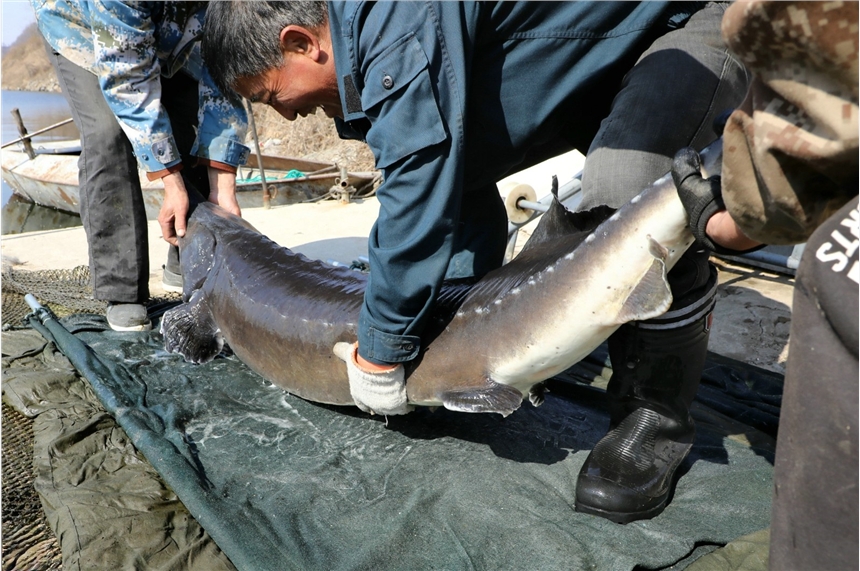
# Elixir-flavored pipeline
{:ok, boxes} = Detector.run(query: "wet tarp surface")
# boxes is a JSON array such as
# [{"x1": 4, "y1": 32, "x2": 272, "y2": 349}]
[
  {"x1": 1, "y1": 327, "x2": 236, "y2": 571},
  {"x1": 8, "y1": 312, "x2": 782, "y2": 571}
]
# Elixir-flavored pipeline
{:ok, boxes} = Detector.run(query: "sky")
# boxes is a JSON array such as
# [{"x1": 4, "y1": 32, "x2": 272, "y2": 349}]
[{"x1": 1, "y1": 0, "x2": 36, "y2": 48}]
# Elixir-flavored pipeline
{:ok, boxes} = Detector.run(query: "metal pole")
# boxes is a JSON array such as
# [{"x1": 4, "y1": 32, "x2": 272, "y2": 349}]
[
  {"x1": 10, "y1": 108, "x2": 36, "y2": 159},
  {"x1": 1, "y1": 117, "x2": 75, "y2": 149},
  {"x1": 244, "y1": 99, "x2": 270, "y2": 209}
]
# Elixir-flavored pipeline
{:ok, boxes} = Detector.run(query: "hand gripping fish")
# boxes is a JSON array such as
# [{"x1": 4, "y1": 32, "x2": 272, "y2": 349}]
[{"x1": 161, "y1": 141, "x2": 722, "y2": 416}]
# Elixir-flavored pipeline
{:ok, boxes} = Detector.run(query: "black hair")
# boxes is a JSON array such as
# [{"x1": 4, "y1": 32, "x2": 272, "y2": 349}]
[{"x1": 202, "y1": 1, "x2": 328, "y2": 98}]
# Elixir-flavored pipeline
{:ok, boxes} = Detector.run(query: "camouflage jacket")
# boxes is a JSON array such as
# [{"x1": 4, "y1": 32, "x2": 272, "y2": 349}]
[
  {"x1": 721, "y1": 1, "x2": 858, "y2": 244},
  {"x1": 31, "y1": 0, "x2": 250, "y2": 173}
]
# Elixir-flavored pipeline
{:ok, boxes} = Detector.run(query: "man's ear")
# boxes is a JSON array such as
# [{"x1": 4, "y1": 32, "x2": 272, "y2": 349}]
[{"x1": 279, "y1": 25, "x2": 321, "y2": 61}]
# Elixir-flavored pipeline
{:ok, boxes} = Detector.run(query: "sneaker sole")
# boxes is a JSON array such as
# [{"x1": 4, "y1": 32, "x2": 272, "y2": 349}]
[
  {"x1": 108, "y1": 321, "x2": 153, "y2": 332},
  {"x1": 161, "y1": 282, "x2": 184, "y2": 294}
]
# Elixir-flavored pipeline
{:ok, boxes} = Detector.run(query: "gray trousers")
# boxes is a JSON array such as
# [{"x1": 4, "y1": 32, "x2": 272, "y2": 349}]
[
  {"x1": 45, "y1": 44, "x2": 206, "y2": 304},
  {"x1": 578, "y1": 1, "x2": 750, "y2": 306}
]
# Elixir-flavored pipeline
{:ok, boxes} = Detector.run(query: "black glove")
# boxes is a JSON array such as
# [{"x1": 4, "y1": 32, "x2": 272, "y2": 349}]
[{"x1": 671, "y1": 147, "x2": 724, "y2": 252}]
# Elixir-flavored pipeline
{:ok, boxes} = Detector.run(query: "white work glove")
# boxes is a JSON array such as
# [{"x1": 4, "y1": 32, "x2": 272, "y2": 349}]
[{"x1": 333, "y1": 342, "x2": 414, "y2": 416}]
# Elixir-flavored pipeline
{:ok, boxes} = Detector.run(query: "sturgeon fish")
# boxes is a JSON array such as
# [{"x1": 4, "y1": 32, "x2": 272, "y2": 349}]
[{"x1": 161, "y1": 142, "x2": 722, "y2": 416}]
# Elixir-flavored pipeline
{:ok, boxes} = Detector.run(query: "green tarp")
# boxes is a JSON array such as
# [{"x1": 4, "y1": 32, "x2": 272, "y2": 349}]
[{"x1": 3, "y1": 311, "x2": 782, "y2": 570}]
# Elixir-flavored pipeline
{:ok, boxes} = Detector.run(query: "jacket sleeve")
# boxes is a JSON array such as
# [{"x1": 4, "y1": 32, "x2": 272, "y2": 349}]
[
  {"x1": 88, "y1": 1, "x2": 248, "y2": 172},
  {"x1": 89, "y1": 1, "x2": 180, "y2": 172},
  {"x1": 347, "y1": 3, "x2": 471, "y2": 364},
  {"x1": 720, "y1": 0, "x2": 859, "y2": 245},
  {"x1": 190, "y1": 61, "x2": 250, "y2": 169}
]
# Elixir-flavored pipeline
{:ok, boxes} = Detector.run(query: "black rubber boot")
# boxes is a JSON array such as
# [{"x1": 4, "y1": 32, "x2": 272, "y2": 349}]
[{"x1": 574, "y1": 263, "x2": 717, "y2": 524}]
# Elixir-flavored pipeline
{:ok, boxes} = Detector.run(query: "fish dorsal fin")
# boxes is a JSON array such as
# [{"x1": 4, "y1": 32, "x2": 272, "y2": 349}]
[
  {"x1": 613, "y1": 237, "x2": 674, "y2": 324},
  {"x1": 440, "y1": 377, "x2": 524, "y2": 417},
  {"x1": 519, "y1": 176, "x2": 615, "y2": 254}
]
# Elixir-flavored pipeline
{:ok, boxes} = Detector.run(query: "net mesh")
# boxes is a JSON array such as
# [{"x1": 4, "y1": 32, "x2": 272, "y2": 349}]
[
  {"x1": 1, "y1": 265, "x2": 180, "y2": 328},
  {"x1": 1, "y1": 404, "x2": 63, "y2": 571},
  {"x1": 1, "y1": 265, "x2": 181, "y2": 570},
  {"x1": 2, "y1": 265, "x2": 104, "y2": 327}
]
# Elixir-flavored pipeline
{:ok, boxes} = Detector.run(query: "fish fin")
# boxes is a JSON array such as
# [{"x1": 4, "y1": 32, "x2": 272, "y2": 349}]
[
  {"x1": 519, "y1": 179, "x2": 615, "y2": 253},
  {"x1": 614, "y1": 237, "x2": 673, "y2": 324},
  {"x1": 160, "y1": 290, "x2": 224, "y2": 364},
  {"x1": 440, "y1": 378, "x2": 524, "y2": 417},
  {"x1": 529, "y1": 381, "x2": 548, "y2": 407}
]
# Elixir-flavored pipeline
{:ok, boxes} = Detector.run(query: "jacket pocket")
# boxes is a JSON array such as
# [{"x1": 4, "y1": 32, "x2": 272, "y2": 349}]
[{"x1": 363, "y1": 33, "x2": 448, "y2": 169}]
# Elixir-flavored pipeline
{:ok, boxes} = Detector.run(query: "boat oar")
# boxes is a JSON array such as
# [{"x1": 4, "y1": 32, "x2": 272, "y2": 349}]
[{"x1": 2, "y1": 117, "x2": 75, "y2": 149}]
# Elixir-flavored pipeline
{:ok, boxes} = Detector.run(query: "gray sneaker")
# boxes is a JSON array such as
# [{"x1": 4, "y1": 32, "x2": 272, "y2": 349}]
[
  {"x1": 162, "y1": 264, "x2": 184, "y2": 293},
  {"x1": 106, "y1": 303, "x2": 152, "y2": 332}
]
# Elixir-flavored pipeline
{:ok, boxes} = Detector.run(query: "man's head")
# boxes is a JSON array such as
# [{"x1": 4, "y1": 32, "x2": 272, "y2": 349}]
[{"x1": 202, "y1": 1, "x2": 342, "y2": 120}]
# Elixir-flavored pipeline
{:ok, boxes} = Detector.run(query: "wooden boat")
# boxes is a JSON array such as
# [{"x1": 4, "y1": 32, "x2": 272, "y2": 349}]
[{"x1": 1, "y1": 139, "x2": 378, "y2": 219}]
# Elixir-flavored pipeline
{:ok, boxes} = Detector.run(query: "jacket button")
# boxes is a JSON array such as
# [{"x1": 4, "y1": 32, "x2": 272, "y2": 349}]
[
  {"x1": 402, "y1": 342, "x2": 414, "y2": 351},
  {"x1": 382, "y1": 74, "x2": 394, "y2": 90}
]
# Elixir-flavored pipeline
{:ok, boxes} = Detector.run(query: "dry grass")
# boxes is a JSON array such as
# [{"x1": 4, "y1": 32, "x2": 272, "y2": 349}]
[
  {"x1": 1, "y1": 28, "x2": 377, "y2": 172},
  {"x1": 249, "y1": 104, "x2": 377, "y2": 172}
]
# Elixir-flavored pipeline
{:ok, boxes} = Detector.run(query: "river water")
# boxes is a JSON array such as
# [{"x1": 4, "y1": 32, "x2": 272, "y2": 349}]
[{"x1": 1, "y1": 89, "x2": 82, "y2": 234}]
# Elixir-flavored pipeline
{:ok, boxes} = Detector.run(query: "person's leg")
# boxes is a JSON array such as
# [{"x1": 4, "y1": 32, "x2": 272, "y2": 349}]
[
  {"x1": 769, "y1": 197, "x2": 858, "y2": 570},
  {"x1": 160, "y1": 70, "x2": 210, "y2": 193},
  {"x1": 578, "y1": 1, "x2": 749, "y2": 211},
  {"x1": 159, "y1": 70, "x2": 210, "y2": 292},
  {"x1": 573, "y1": 1, "x2": 750, "y2": 523},
  {"x1": 44, "y1": 42, "x2": 151, "y2": 329}
]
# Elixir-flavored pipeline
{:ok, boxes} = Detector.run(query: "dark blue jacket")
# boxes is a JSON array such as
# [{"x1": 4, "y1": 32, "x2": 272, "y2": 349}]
[{"x1": 328, "y1": 1, "x2": 702, "y2": 364}]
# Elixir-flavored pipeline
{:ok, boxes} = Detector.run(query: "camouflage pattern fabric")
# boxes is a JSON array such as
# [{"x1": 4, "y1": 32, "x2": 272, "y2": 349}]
[
  {"x1": 30, "y1": 0, "x2": 250, "y2": 172},
  {"x1": 720, "y1": 1, "x2": 859, "y2": 245}
]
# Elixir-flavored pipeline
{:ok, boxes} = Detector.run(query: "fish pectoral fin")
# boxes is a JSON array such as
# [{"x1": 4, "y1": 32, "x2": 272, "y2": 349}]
[
  {"x1": 160, "y1": 290, "x2": 224, "y2": 364},
  {"x1": 613, "y1": 237, "x2": 673, "y2": 324},
  {"x1": 440, "y1": 377, "x2": 524, "y2": 417},
  {"x1": 529, "y1": 381, "x2": 548, "y2": 407}
]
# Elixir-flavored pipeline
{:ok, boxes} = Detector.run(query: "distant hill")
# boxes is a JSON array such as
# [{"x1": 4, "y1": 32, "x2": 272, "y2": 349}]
[
  {"x1": 0, "y1": 20, "x2": 376, "y2": 172},
  {"x1": 1, "y1": 23, "x2": 59, "y2": 92}
]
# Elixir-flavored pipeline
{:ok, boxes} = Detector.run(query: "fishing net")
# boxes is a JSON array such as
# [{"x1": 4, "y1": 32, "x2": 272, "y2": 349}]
[
  {"x1": 2, "y1": 266, "x2": 104, "y2": 327},
  {"x1": 1, "y1": 403, "x2": 63, "y2": 571},
  {"x1": 1, "y1": 266, "x2": 182, "y2": 571},
  {"x1": 1, "y1": 265, "x2": 180, "y2": 328}
]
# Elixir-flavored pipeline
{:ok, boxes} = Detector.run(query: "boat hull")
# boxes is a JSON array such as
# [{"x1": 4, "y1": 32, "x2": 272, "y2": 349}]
[{"x1": 1, "y1": 145, "x2": 375, "y2": 218}]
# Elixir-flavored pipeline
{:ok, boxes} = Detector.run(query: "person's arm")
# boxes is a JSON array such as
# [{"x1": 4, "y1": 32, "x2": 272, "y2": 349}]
[
  {"x1": 159, "y1": 171, "x2": 190, "y2": 245},
  {"x1": 705, "y1": 211, "x2": 761, "y2": 252},
  {"x1": 190, "y1": 62, "x2": 250, "y2": 216},
  {"x1": 345, "y1": 2, "x2": 469, "y2": 367},
  {"x1": 90, "y1": 1, "x2": 180, "y2": 173},
  {"x1": 206, "y1": 166, "x2": 240, "y2": 216},
  {"x1": 89, "y1": 3, "x2": 249, "y2": 243},
  {"x1": 89, "y1": 2, "x2": 189, "y2": 243},
  {"x1": 671, "y1": 147, "x2": 763, "y2": 253}
]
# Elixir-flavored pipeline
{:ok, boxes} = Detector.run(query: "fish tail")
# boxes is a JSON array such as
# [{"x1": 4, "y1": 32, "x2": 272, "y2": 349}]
[{"x1": 160, "y1": 292, "x2": 224, "y2": 364}]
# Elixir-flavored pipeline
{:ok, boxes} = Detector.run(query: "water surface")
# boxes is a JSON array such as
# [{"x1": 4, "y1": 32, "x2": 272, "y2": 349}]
[{"x1": 1, "y1": 89, "x2": 81, "y2": 233}]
